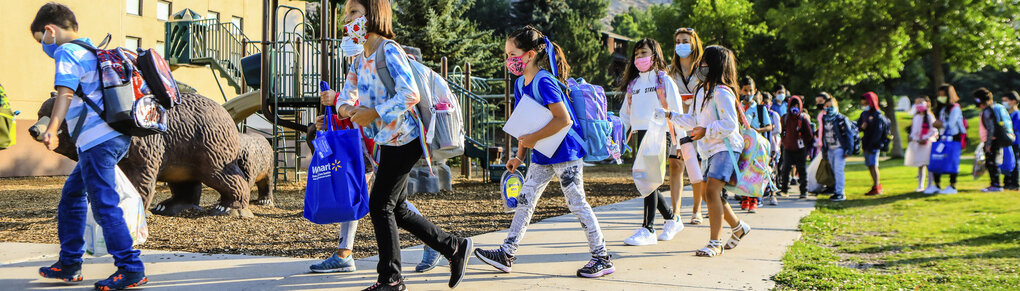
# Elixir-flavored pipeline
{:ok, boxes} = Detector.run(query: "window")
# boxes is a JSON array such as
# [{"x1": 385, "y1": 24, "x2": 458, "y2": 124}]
[
  {"x1": 156, "y1": 1, "x2": 171, "y2": 21},
  {"x1": 207, "y1": 11, "x2": 219, "y2": 21},
  {"x1": 155, "y1": 41, "x2": 165, "y2": 57},
  {"x1": 126, "y1": 0, "x2": 141, "y2": 16},
  {"x1": 125, "y1": 36, "x2": 141, "y2": 52},
  {"x1": 231, "y1": 16, "x2": 243, "y2": 34}
]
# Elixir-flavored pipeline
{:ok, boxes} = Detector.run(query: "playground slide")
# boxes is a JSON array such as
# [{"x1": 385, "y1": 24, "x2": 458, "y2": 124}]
[{"x1": 223, "y1": 89, "x2": 262, "y2": 124}]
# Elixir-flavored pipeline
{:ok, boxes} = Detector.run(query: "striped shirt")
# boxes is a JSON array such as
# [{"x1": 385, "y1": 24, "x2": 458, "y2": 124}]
[{"x1": 53, "y1": 38, "x2": 122, "y2": 151}]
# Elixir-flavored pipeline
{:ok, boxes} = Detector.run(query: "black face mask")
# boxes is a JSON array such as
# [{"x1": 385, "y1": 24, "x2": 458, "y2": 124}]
[{"x1": 816, "y1": 104, "x2": 824, "y2": 111}]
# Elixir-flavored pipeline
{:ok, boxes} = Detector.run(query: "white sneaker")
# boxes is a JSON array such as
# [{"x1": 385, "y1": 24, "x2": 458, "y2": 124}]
[
  {"x1": 624, "y1": 228, "x2": 658, "y2": 246},
  {"x1": 923, "y1": 184, "x2": 940, "y2": 194},
  {"x1": 914, "y1": 187, "x2": 926, "y2": 193},
  {"x1": 939, "y1": 186, "x2": 957, "y2": 194},
  {"x1": 658, "y1": 217, "x2": 684, "y2": 241}
]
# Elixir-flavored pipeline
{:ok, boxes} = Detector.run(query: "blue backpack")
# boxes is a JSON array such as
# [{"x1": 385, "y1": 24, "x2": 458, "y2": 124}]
[
  {"x1": 516, "y1": 71, "x2": 614, "y2": 162},
  {"x1": 990, "y1": 104, "x2": 1016, "y2": 147}
]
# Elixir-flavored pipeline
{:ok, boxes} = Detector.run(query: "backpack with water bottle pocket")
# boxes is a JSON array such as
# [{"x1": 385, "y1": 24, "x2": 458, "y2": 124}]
[
  {"x1": 565, "y1": 78, "x2": 617, "y2": 163},
  {"x1": 371, "y1": 39, "x2": 465, "y2": 167},
  {"x1": 68, "y1": 36, "x2": 175, "y2": 141}
]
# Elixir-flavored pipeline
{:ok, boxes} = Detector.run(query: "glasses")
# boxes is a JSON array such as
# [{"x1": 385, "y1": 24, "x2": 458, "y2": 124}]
[{"x1": 676, "y1": 27, "x2": 695, "y2": 33}]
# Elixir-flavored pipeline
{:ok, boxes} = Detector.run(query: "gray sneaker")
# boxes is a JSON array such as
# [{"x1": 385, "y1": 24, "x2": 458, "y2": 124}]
[
  {"x1": 310, "y1": 253, "x2": 356, "y2": 273},
  {"x1": 767, "y1": 195, "x2": 779, "y2": 206}
]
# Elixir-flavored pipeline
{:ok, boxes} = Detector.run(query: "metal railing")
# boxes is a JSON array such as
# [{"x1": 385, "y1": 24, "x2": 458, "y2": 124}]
[{"x1": 165, "y1": 19, "x2": 260, "y2": 95}]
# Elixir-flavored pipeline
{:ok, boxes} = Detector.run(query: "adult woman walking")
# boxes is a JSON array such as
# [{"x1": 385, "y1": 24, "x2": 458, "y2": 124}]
[
  {"x1": 320, "y1": 1, "x2": 472, "y2": 289},
  {"x1": 668, "y1": 27, "x2": 709, "y2": 225}
]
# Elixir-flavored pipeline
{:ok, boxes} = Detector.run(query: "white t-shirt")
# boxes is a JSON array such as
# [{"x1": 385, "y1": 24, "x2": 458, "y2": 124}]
[{"x1": 620, "y1": 70, "x2": 682, "y2": 131}]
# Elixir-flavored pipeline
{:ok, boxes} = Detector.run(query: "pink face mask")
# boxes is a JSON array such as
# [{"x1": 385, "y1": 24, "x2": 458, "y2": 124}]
[
  {"x1": 506, "y1": 54, "x2": 527, "y2": 76},
  {"x1": 916, "y1": 104, "x2": 927, "y2": 113},
  {"x1": 634, "y1": 56, "x2": 654, "y2": 72}
]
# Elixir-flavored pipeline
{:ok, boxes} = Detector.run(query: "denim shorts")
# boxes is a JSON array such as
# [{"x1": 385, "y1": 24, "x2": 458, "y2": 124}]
[
  {"x1": 864, "y1": 149, "x2": 880, "y2": 166},
  {"x1": 703, "y1": 151, "x2": 740, "y2": 182}
]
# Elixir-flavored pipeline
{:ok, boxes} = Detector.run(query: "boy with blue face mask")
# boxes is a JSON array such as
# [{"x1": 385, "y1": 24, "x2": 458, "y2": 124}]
[{"x1": 30, "y1": 3, "x2": 147, "y2": 290}]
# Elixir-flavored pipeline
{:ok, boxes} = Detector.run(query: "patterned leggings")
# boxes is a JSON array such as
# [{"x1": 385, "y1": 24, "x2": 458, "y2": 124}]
[{"x1": 500, "y1": 159, "x2": 608, "y2": 257}]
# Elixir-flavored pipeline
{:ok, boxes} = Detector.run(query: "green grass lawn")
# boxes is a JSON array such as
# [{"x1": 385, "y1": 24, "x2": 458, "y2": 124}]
[{"x1": 773, "y1": 157, "x2": 1020, "y2": 290}]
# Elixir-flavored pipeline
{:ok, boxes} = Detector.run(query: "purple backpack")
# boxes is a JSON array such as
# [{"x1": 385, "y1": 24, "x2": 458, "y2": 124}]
[{"x1": 566, "y1": 78, "x2": 615, "y2": 162}]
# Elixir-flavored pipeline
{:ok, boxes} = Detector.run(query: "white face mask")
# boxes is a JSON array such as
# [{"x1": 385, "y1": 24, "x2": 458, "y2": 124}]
[{"x1": 340, "y1": 36, "x2": 365, "y2": 57}]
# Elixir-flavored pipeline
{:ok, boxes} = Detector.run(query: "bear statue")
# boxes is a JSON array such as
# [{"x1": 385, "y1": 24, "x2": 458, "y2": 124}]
[{"x1": 30, "y1": 93, "x2": 271, "y2": 218}]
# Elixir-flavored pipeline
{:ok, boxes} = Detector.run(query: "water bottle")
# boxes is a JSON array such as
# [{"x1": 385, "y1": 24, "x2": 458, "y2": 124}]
[{"x1": 433, "y1": 102, "x2": 456, "y2": 149}]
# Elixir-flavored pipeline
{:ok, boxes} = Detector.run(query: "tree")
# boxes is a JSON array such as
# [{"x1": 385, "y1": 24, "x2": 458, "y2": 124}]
[
  {"x1": 513, "y1": 0, "x2": 613, "y2": 84},
  {"x1": 466, "y1": 0, "x2": 515, "y2": 35},
  {"x1": 393, "y1": 0, "x2": 501, "y2": 77}
]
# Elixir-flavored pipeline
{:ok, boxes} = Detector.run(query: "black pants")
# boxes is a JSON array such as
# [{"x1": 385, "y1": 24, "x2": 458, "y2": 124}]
[
  {"x1": 371, "y1": 139, "x2": 460, "y2": 283},
  {"x1": 934, "y1": 134, "x2": 962, "y2": 187},
  {"x1": 1006, "y1": 144, "x2": 1020, "y2": 188},
  {"x1": 780, "y1": 149, "x2": 808, "y2": 195},
  {"x1": 633, "y1": 130, "x2": 675, "y2": 231},
  {"x1": 986, "y1": 145, "x2": 1002, "y2": 187}
]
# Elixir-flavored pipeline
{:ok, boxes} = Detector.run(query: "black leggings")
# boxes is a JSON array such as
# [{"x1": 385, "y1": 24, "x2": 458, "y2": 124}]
[
  {"x1": 370, "y1": 139, "x2": 460, "y2": 284},
  {"x1": 780, "y1": 149, "x2": 808, "y2": 195},
  {"x1": 634, "y1": 130, "x2": 675, "y2": 230}
]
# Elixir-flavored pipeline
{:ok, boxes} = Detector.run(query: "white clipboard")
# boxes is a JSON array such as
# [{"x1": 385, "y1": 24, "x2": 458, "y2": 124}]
[{"x1": 502, "y1": 95, "x2": 570, "y2": 157}]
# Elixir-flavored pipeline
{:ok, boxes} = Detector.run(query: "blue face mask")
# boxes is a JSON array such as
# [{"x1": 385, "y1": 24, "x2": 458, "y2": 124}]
[
  {"x1": 41, "y1": 30, "x2": 59, "y2": 59},
  {"x1": 825, "y1": 106, "x2": 837, "y2": 114},
  {"x1": 791, "y1": 107, "x2": 800, "y2": 115},
  {"x1": 675, "y1": 43, "x2": 692, "y2": 58}
]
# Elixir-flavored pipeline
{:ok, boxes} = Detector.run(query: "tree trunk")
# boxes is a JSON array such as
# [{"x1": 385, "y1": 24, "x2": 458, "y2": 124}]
[
  {"x1": 882, "y1": 83, "x2": 905, "y2": 158},
  {"x1": 932, "y1": 39, "x2": 945, "y2": 92}
]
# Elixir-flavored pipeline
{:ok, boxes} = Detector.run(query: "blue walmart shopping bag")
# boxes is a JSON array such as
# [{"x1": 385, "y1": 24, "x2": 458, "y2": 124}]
[
  {"x1": 929, "y1": 136, "x2": 961, "y2": 174},
  {"x1": 304, "y1": 107, "x2": 370, "y2": 224},
  {"x1": 1000, "y1": 146, "x2": 1015, "y2": 173}
]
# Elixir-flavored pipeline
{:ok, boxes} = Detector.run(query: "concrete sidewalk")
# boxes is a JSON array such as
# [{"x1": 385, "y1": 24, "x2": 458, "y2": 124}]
[{"x1": 0, "y1": 193, "x2": 815, "y2": 290}]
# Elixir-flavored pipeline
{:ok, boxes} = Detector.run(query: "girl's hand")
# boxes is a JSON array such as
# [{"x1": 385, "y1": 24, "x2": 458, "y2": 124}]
[
  {"x1": 690, "y1": 127, "x2": 707, "y2": 140},
  {"x1": 350, "y1": 107, "x2": 380, "y2": 127},
  {"x1": 506, "y1": 157, "x2": 523, "y2": 172},
  {"x1": 315, "y1": 115, "x2": 326, "y2": 131},
  {"x1": 320, "y1": 90, "x2": 337, "y2": 106},
  {"x1": 518, "y1": 134, "x2": 537, "y2": 148}
]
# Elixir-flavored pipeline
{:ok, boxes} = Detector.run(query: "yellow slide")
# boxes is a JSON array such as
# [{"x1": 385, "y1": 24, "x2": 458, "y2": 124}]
[{"x1": 223, "y1": 90, "x2": 262, "y2": 124}]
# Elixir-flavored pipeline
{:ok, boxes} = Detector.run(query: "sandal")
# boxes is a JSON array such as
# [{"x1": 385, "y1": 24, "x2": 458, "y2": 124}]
[
  {"x1": 724, "y1": 221, "x2": 751, "y2": 250},
  {"x1": 690, "y1": 213, "x2": 703, "y2": 225},
  {"x1": 696, "y1": 240, "x2": 724, "y2": 257}
]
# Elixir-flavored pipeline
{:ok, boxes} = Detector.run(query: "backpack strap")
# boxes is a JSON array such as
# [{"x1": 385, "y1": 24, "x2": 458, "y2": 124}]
[
  {"x1": 709, "y1": 89, "x2": 743, "y2": 181},
  {"x1": 525, "y1": 70, "x2": 584, "y2": 149},
  {"x1": 66, "y1": 40, "x2": 108, "y2": 144}
]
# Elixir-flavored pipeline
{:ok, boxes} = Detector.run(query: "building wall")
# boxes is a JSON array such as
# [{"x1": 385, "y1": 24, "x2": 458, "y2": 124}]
[{"x1": 0, "y1": 0, "x2": 304, "y2": 177}]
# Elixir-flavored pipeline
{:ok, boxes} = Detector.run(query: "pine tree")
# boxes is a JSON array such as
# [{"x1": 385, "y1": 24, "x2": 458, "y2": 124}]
[
  {"x1": 512, "y1": 0, "x2": 612, "y2": 85},
  {"x1": 393, "y1": 0, "x2": 501, "y2": 77}
]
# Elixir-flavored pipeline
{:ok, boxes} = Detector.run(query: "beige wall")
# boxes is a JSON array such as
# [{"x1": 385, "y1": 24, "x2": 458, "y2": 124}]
[{"x1": 0, "y1": 0, "x2": 303, "y2": 177}]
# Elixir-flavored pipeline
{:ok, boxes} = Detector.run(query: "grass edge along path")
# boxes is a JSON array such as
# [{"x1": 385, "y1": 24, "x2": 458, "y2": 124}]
[{"x1": 773, "y1": 157, "x2": 1020, "y2": 290}]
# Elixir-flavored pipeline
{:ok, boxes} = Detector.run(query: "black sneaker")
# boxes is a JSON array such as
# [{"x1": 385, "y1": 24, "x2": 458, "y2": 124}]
[
  {"x1": 362, "y1": 280, "x2": 406, "y2": 291},
  {"x1": 577, "y1": 255, "x2": 615, "y2": 278},
  {"x1": 799, "y1": 192, "x2": 807, "y2": 199},
  {"x1": 474, "y1": 248, "x2": 514, "y2": 273},
  {"x1": 829, "y1": 193, "x2": 846, "y2": 201},
  {"x1": 94, "y1": 268, "x2": 147, "y2": 291},
  {"x1": 39, "y1": 261, "x2": 83, "y2": 282},
  {"x1": 448, "y1": 238, "x2": 473, "y2": 288}
]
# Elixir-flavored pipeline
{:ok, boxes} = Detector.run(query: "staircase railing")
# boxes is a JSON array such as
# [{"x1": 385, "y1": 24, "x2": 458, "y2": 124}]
[
  {"x1": 447, "y1": 80, "x2": 504, "y2": 181},
  {"x1": 165, "y1": 19, "x2": 260, "y2": 94}
]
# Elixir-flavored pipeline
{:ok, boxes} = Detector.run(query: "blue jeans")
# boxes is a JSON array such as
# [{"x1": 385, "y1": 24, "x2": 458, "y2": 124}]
[
  {"x1": 826, "y1": 148, "x2": 846, "y2": 195},
  {"x1": 703, "y1": 151, "x2": 740, "y2": 182},
  {"x1": 57, "y1": 135, "x2": 143, "y2": 272}
]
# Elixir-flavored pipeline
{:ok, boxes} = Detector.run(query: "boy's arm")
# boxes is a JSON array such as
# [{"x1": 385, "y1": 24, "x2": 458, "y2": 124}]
[{"x1": 43, "y1": 87, "x2": 74, "y2": 150}]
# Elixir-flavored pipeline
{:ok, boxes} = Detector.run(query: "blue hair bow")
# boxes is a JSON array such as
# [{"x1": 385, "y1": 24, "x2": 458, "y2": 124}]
[{"x1": 543, "y1": 36, "x2": 558, "y2": 78}]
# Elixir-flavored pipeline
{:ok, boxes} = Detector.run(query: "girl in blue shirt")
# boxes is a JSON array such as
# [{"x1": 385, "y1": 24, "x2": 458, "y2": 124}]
[{"x1": 472, "y1": 26, "x2": 613, "y2": 279}]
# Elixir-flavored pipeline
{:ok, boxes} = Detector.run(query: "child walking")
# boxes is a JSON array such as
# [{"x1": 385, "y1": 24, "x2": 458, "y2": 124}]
[
  {"x1": 321, "y1": 1, "x2": 473, "y2": 289},
  {"x1": 31, "y1": 3, "x2": 148, "y2": 289},
  {"x1": 905, "y1": 96, "x2": 938, "y2": 193},
  {"x1": 619, "y1": 38, "x2": 699, "y2": 246},
  {"x1": 473, "y1": 26, "x2": 613, "y2": 278},
  {"x1": 661, "y1": 45, "x2": 751, "y2": 257}
]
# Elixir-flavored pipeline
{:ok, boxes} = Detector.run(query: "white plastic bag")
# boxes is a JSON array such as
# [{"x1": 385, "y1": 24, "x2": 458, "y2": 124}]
[
  {"x1": 633, "y1": 117, "x2": 668, "y2": 197},
  {"x1": 84, "y1": 166, "x2": 149, "y2": 256},
  {"x1": 806, "y1": 154, "x2": 824, "y2": 193}
]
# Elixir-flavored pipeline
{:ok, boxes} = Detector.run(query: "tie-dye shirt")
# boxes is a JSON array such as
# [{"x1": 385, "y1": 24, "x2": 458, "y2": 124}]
[{"x1": 337, "y1": 42, "x2": 421, "y2": 146}]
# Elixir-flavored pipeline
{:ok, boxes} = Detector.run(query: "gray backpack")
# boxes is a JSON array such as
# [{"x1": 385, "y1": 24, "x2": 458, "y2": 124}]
[{"x1": 368, "y1": 39, "x2": 464, "y2": 162}]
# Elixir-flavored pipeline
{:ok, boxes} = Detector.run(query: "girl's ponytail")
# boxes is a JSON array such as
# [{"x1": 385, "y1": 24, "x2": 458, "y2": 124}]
[{"x1": 508, "y1": 26, "x2": 571, "y2": 84}]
